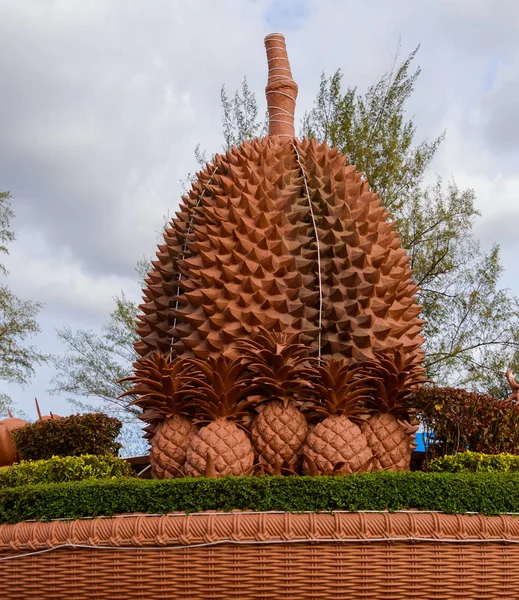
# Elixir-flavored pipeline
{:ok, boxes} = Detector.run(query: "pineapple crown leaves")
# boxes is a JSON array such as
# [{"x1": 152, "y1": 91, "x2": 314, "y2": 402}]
[
  {"x1": 305, "y1": 359, "x2": 374, "y2": 421},
  {"x1": 357, "y1": 349, "x2": 427, "y2": 418},
  {"x1": 237, "y1": 328, "x2": 317, "y2": 406},
  {"x1": 118, "y1": 352, "x2": 199, "y2": 419},
  {"x1": 181, "y1": 356, "x2": 258, "y2": 423}
]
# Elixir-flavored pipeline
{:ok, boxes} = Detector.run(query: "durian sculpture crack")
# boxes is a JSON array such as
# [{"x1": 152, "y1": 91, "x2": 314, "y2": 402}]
[{"x1": 128, "y1": 33, "x2": 426, "y2": 478}]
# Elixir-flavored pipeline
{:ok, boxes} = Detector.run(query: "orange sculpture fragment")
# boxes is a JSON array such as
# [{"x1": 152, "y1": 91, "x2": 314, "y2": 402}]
[
  {"x1": 0, "y1": 411, "x2": 28, "y2": 467},
  {"x1": 34, "y1": 398, "x2": 61, "y2": 421},
  {"x1": 506, "y1": 369, "x2": 519, "y2": 403}
]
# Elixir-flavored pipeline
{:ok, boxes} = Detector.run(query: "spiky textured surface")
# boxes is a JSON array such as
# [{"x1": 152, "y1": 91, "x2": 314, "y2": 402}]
[
  {"x1": 119, "y1": 352, "x2": 198, "y2": 440},
  {"x1": 149, "y1": 415, "x2": 198, "y2": 478},
  {"x1": 185, "y1": 418, "x2": 254, "y2": 477},
  {"x1": 356, "y1": 349, "x2": 423, "y2": 471},
  {"x1": 305, "y1": 359, "x2": 373, "y2": 420},
  {"x1": 359, "y1": 349, "x2": 427, "y2": 417},
  {"x1": 181, "y1": 356, "x2": 255, "y2": 422},
  {"x1": 135, "y1": 137, "x2": 424, "y2": 373},
  {"x1": 362, "y1": 412, "x2": 417, "y2": 472},
  {"x1": 251, "y1": 400, "x2": 308, "y2": 471},
  {"x1": 303, "y1": 414, "x2": 373, "y2": 475}
]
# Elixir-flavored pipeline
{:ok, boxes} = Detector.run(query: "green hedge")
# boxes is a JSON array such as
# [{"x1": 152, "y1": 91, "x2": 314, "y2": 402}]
[
  {"x1": 2, "y1": 472, "x2": 519, "y2": 523},
  {"x1": 428, "y1": 452, "x2": 519, "y2": 473},
  {"x1": 12, "y1": 413, "x2": 122, "y2": 460},
  {"x1": 0, "y1": 455, "x2": 133, "y2": 488}
]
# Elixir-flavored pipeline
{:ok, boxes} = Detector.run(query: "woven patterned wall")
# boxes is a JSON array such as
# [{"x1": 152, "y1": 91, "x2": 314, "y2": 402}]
[{"x1": 1, "y1": 512, "x2": 519, "y2": 599}]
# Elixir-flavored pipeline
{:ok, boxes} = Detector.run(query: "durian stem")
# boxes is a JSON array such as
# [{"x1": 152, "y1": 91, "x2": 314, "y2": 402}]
[{"x1": 265, "y1": 33, "x2": 298, "y2": 138}]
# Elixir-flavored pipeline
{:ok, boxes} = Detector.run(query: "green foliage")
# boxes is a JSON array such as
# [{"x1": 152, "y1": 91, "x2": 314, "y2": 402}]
[
  {"x1": 49, "y1": 285, "x2": 151, "y2": 456},
  {"x1": 462, "y1": 342, "x2": 519, "y2": 401},
  {"x1": 0, "y1": 454, "x2": 132, "y2": 488},
  {"x1": 0, "y1": 191, "x2": 46, "y2": 395},
  {"x1": 0, "y1": 192, "x2": 15, "y2": 277},
  {"x1": 0, "y1": 391, "x2": 28, "y2": 419},
  {"x1": 411, "y1": 386, "x2": 519, "y2": 459},
  {"x1": 221, "y1": 77, "x2": 267, "y2": 151},
  {"x1": 301, "y1": 47, "x2": 443, "y2": 213},
  {"x1": 429, "y1": 452, "x2": 519, "y2": 473},
  {"x1": 0, "y1": 287, "x2": 46, "y2": 386},
  {"x1": 0, "y1": 393, "x2": 27, "y2": 420},
  {"x1": 50, "y1": 292, "x2": 138, "y2": 417},
  {"x1": 395, "y1": 183, "x2": 518, "y2": 384},
  {"x1": 1, "y1": 472, "x2": 519, "y2": 523},
  {"x1": 0, "y1": 393, "x2": 15, "y2": 418},
  {"x1": 12, "y1": 413, "x2": 122, "y2": 460}
]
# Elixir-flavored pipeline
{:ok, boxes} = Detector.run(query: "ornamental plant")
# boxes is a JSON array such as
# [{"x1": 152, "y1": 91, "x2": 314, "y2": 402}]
[
  {"x1": 428, "y1": 452, "x2": 519, "y2": 473},
  {"x1": 3, "y1": 472, "x2": 519, "y2": 523},
  {"x1": 411, "y1": 386, "x2": 519, "y2": 460},
  {"x1": 12, "y1": 413, "x2": 122, "y2": 460},
  {"x1": 0, "y1": 454, "x2": 132, "y2": 488}
]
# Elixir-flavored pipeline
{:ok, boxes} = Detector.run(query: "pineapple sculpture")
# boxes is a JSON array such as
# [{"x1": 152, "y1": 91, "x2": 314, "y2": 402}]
[
  {"x1": 238, "y1": 329, "x2": 314, "y2": 473},
  {"x1": 360, "y1": 350, "x2": 426, "y2": 471},
  {"x1": 183, "y1": 356, "x2": 255, "y2": 477},
  {"x1": 126, "y1": 33, "x2": 426, "y2": 478},
  {"x1": 302, "y1": 360, "x2": 374, "y2": 475},
  {"x1": 120, "y1": 352, "x2": 198, "y2": 478}
]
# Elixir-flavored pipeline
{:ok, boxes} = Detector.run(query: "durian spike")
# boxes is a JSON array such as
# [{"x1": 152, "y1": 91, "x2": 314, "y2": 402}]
[
  {"x1": 264, "y1": 33, "x2": 298, "y2": 138},
  {"x1": 35, "y1": 397, "x2": 42, "y2": 419}
]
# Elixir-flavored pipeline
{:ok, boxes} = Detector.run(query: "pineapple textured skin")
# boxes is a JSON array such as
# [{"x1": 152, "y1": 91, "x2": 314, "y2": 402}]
[
  {"x1": 251, "y1": 400, "x2": 308, "y2": 470},
  {"x1": 303, "y1": 414, "x2": 373, "y2": 475},
  {"x1": 149, "y1": 415, "x2": 198, "y2": 478},
  {"x1": 362, "y1": 412, "x2": 417, "y2": 471},
  {"x1": 185, "y1": 418, "x2": 254, "y2": 477}
]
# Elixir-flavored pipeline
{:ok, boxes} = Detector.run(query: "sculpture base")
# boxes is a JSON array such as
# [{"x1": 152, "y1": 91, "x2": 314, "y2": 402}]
[{"x1": 1, "y1": 511, "x2": 519, "y2": 599}]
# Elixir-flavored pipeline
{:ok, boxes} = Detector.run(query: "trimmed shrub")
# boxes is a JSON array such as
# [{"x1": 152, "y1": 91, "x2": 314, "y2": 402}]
[
  {"x1": 0, "y1": 454, "x2": 133, "y2": 488},
  {"x1": 428, "y1": 452, "x2": 519, "y2": 473},
  {"x1": 411, "y1": 386, "x2": 519, "y2": 459},
  {"x1": 11, "y1": 413, "x2": 122, "y2": 460},
  {"x1": 1, "y1": 472, "x2": 519, "y2": 523}
]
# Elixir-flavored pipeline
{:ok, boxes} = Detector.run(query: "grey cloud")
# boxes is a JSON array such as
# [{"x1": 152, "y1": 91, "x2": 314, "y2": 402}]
[
  {"x1": 479, "y1": 61, "x2": 519, "y2": 158},
  {"x1": 0, "y1": 0, "x2": 269, "y2": 279}
]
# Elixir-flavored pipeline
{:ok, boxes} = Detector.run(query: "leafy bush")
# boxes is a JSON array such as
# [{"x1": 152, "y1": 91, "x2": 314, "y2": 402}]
[
  {"x1": 11, "y1": 413, "x2": 122, "y2": 460},
  {"x1": 0, "y1": 454, "x2": 132, "y2": 488},
  {"x1": 1, "y1": 472, "x2": 519, "y2": 523},
  {"x1": 411, "y1": 386, "x2": 519, "y2": 459},
  {"x1": 428, "y1": 452, "x2": 519, "y2": 473}
]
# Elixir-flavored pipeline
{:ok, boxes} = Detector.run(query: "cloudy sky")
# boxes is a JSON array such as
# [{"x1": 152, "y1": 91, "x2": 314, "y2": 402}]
[{"x1": 1, "y1": 0, "x2": 519, "y2": 419}]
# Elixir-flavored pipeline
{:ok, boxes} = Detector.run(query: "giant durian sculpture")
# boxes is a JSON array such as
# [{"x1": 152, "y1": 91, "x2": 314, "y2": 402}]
[{"x1": 128, "y1": 34, "x2": 425, "y2": 477}]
